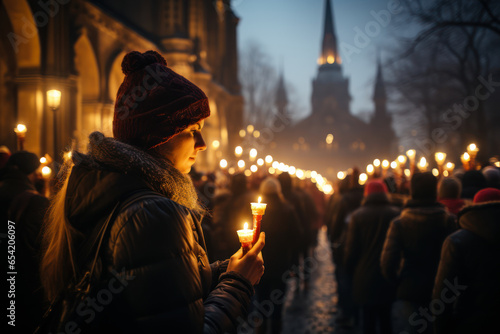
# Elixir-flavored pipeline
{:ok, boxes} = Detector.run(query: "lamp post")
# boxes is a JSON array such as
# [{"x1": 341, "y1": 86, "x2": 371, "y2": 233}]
[
  {"x1": 47, "y1": 89, "x2": 61, "y2": 161},
  {"x1": 14, "y1": 124, "x2": 27, "y2": 150}
]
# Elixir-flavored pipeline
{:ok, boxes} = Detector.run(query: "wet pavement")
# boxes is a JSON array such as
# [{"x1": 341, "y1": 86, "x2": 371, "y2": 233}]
[
  {"x1": 282, "y1": 226, "x2": 360, "y2": 334},
  {"x1": 240, "y1": 226, "x2": 361, "y2": 334}
]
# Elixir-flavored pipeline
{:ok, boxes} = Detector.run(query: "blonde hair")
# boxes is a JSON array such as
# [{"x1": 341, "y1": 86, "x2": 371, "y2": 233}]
[{"x1": 40, "y1": 163, "x2": 79, "y2": 302}]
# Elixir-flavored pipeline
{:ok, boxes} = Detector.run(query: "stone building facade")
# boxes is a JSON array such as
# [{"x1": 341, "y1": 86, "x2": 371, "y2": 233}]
[{"x1": 0, "y1": 0, "x2": 242, "y2": 171}]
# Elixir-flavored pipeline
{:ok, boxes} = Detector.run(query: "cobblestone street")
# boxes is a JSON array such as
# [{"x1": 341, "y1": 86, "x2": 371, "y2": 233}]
[
  {"x1": 240, "y1": 226, "x2": 361, "y2": 334},
  {"x1": 282, "y1": 226, "x2": 360, "y2": 334}
]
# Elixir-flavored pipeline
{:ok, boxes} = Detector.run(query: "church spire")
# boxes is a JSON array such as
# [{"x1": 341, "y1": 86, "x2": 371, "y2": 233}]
[
  {"x1": 275, "y1": 69, "x2": 288, "y2": 116},
  {"x1": 373, "y1": 55, "x2": 386, "y2": 101},
  {"x1": 319, "y1": 0, "x2": 340, "y2": 65}
]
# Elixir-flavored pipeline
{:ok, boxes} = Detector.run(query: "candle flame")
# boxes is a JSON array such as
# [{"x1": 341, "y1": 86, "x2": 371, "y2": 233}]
[
  {"x1": 244, "y1": 222, "x2": 248, "y2": 230},
  {"x1": 258, "y1": 196, "x2": 261, "y2": 203}
]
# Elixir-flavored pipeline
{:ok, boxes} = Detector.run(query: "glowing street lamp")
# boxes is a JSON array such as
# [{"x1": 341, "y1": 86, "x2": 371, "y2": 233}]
[{"x1": 47, "y1": 89, "x2": 62, "y2": 160}]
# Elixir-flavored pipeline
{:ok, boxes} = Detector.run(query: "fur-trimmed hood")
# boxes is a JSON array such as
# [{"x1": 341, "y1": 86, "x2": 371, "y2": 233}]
[
  {"x1": 458, "y1": 201, "x2": 500, "y2": 244},
  {"x1": 64, "y1": 132, "x2": 202, "y2": 230}
]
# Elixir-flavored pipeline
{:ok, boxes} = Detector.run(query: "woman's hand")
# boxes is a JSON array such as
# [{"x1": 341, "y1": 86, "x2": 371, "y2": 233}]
[{"x1": 227, "y1": 232, "x2": 265, "y2": 285}]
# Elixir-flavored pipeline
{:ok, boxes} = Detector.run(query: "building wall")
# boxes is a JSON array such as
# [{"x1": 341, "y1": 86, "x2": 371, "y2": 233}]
[{"x1": 0, "y1": 0, "x2": 242, "y2": 172}]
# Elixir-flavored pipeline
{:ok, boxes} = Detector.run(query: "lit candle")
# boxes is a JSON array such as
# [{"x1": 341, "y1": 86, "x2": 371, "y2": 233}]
[
  {"x1": 237, "y1": 222, "x2": 253, "y2": 255},
  {"x1": 406, "y1": 149, "x2": 416, "y2": 174},
  {"x1": 461, "y1": 153, "x2": 470, "y2": 171},
  {"x1": 445, "y1": 162, "x2": 455, "y2": 175},
  {"x1": 435, "y1": 152, "x2": 447, "y2": 176},
  {"x1": 250, "y1": 196, "x2": 267, "y2": 245},
  {"x1": 418, "y1": 157, "x2": 428, "y2": 172},
  {"x1": 467, "y1": 143, "x2": 479, "y2": 170},
  {"x1": 382, "y1": 159, "x2": 390, "y2": 177}
]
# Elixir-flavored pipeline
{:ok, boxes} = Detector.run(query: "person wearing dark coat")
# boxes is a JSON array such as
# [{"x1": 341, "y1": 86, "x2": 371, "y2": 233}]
[
  {"x1": 0, "y1": 151, "x2": 49, "y2": 333},
  {"x1": 433, "y1": 188, "x2": 500, "y2": 334},
  {"x1": 40, "y1": 51, "x2": 265, "y2": 334},
  {"x1": 344, "y1": 180, "x2": 400, "y2": 334},
  {"x1": 256, "y1": 177, "x2": 302, "y2": 334},
  {"x1": 460, "y1": 170, "x2": 487, "y2": 200},
  {"x1": 326, "y1": 173, "x2": 364, "y2": 328},
  {"x1": 212, "y1": 173, "x2": 255, "y2": 260},
  {"x1": 277, "y1": 172, "x2": 309, "y2": 278},
  {"x1": 381, "y1": 172, "x2": 456, "y2": 334}
]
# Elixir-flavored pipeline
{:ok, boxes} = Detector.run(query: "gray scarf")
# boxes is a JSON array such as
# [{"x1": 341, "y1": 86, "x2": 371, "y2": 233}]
[{"x1": 72, "y1": 131, "x2": 202, "y2": 212}]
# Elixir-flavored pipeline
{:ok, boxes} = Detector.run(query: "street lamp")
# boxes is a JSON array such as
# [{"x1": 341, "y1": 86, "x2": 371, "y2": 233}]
[
  {"x1": 47, "y1": 89, "x2": 61, "y2": 160},
  {"x1": 14, "y1": 124, "x2": 27, "y2": 150}
]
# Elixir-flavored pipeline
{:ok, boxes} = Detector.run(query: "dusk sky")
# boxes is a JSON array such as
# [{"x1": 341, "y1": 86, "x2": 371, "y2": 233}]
[{"x1": 234, "y1": 0, "x2": 403, "y2": 121}]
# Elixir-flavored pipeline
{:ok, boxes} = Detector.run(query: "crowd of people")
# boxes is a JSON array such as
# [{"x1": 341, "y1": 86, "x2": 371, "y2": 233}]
[
  {"x1": 324, "y1": 166, "x2": 500, "y2": 334},
  {"x1": 1, "y1": 50, "x2": 499, "y2": 334}
]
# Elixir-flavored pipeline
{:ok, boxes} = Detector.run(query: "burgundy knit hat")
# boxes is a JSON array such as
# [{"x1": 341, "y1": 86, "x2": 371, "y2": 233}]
[
  {"x1": 364, "y1": 179, "x2": 388, "y2": 196},
  {"x1": 113, "y1": 50, "x2": 210, "y2": 150},
  {"x1": 473, "y1": 187, "x2": 500, "y2": 204}
]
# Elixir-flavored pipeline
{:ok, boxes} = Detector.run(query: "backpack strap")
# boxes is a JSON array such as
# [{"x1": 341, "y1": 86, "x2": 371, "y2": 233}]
[{"x1": 72, "y1": 189, "x2": 162, "y2": 284}]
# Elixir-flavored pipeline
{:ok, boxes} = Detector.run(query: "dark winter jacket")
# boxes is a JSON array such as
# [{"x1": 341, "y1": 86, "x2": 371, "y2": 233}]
[
  {"x1": 0, "y1": 168, "x2": 49, "y2": 333},
  {"x1": 259, "y1": 194, "x2": 302, "y2": 286},
  {"x1": 327, "y1": 186, "x2": 364, "y2": 264},
  {"x1": 381, "y1": 200, "x2": 456, "y2": 304},
  {"x1": 344, "y1": 193, "x2": 400, "y2": 305},
  {"x1": 58, "y1": 133, "x2": 254, "y2": 334},
  {"x1": 433, "y1": 202, "x2": 500, "y2": 334}
]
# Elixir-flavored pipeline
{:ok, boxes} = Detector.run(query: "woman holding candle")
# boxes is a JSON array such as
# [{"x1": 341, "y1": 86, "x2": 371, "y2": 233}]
[{"x1": 40, "y1": 51, "x2": 265, "y2": 334}]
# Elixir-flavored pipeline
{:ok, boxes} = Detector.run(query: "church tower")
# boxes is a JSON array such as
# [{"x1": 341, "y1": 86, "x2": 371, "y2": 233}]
[
  {"x1": 275, "y1": 70, "x2": 290, "y2": 122},
  {"x1": 311, "y1": 0, "x2": 350, "y2": 116},
  {"x1": 370, "y1": 56, "x2": 395, "y2": 158}
]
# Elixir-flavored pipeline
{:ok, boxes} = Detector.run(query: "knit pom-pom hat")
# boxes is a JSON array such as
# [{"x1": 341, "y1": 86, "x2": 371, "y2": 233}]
[
  {"x1": 473, "y1": 187, "x2": 500, "y2": 204},
  {"x1": 113, "y1": 50, "x2": 210, "y2": 150},
  {"x1": 364, "y1": 179, "x2": 388, "y2": 196}
]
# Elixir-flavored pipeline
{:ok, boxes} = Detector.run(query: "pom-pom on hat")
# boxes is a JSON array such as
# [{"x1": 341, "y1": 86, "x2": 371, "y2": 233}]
[
  {"x1": 364, "y1": 179, "x2": 388, "y2": 196},
  {"x1": 473, "y1": 187, "x2": 500, "y2": 204},
  {"x1": 113, "y1": 50, "x2": 210, "y2": 150}
]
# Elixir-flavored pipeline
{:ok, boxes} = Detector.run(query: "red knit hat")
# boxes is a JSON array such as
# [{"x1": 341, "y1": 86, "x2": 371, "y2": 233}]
[
  {"x1": 364, "y1": 179, "x2": 388, "y2": 196},
  {"x1": 113, "y1": 50, "x2": 210, "y2": 150},
  {"x1": 473, "y1": 187, "x2": 500, "y2": 204}
]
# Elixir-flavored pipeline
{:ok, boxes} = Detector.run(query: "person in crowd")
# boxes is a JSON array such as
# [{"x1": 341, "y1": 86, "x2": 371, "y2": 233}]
[
  {"x1": 277, "y1": 172, "x2": 309, "y2": 281},
  {"x1": 192, "y1": 170, "x2": 217, "y2": 261},
  {"x1": 344, "y1": 179, "x2": 400, "y2": 334},
  {"x1": 381, "y1": 172, "x2": 456, "y2": 334},
  {"x1": 0, "y1": 151, "x2": 50, "y2": 333},
  {"x1": 40, "y1": 50, "x2": 265, "y2": 333},
  {"x1": 482, "y1": 165, "x2": 500, "y2": 189},
  {"x1": 327, "y1": 172, "x2": 364, "y2": 328},
  {"x1": 0, "y1": 145, "x2": 11, "y2": 170},
  {"x1": 212, "y1": 172, "x2": 255, "y2": 260},
  {"x1": 438, "y1": 177, "x2": 467, "y2": 215},
  {"x1": 256, "y1": 177, "x2": 302, "y2": 334},
  {"x1": 433, "y1": 188, "x2": 500, "y2": 334},
  {"x1": 460, "y1": 170, "x2": 487, "y2": 200}
]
